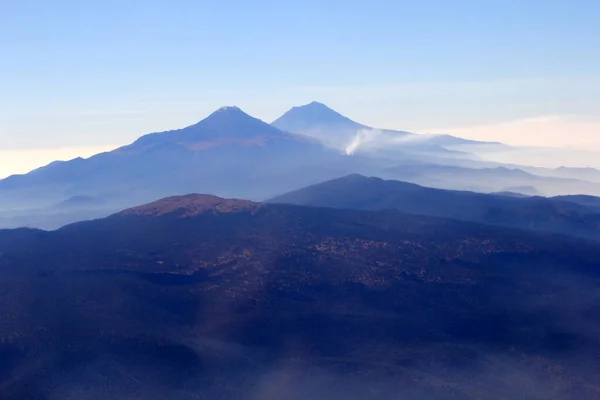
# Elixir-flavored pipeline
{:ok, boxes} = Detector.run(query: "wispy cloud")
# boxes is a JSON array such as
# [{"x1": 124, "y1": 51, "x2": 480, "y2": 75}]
[
  {"x1": 424, "y1": 115, "x2": 600, "y2": 168},
  {"x1": 344, "y1": 128, "x2": 441, "y2": 155},
  {"x1": 427, "y1": 114, "x2": 600, "y2": 149}
]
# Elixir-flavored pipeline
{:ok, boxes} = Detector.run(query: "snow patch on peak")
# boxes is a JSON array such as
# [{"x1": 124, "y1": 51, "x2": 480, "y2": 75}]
[{"x1": 216, "y1": 106, "x2": 241, "y2": 112}]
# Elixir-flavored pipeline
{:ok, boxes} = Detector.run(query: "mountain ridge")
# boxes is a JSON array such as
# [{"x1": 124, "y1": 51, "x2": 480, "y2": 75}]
[
  {"x1": 272, "y1": 101, "x2": 495, "y2": 152},
  {"x1": 130, "y1": 105, "x2": 307, "y2": 150},
  {"x1": 268, "y1": 174, "x2": 600, "y2": 239},
  {"x1": 272, "y1": 101, "x2": 370, "y2": 133}
]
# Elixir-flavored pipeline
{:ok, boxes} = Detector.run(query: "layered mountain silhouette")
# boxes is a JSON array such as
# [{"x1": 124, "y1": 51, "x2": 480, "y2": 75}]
[
  {"x1": 525, "y1": 165, "x2": 600, "y2": 183},
  {"x1": 0, "y1": 195, "x2": 599, "y2": 398},
  {"x1": 381, "y1": 163, "x2": 600, "y2": 195},
  {"x1": 4, "y1": 103, "x2": 600, "y2": 231},
  {"x1": 269, "y1": 174, "x2": 600, "y2": 239}
]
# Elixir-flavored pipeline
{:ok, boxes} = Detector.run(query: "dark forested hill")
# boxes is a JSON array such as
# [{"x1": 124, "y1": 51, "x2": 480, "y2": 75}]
[{"x1": 0, "y1": 194, "x2": 600, "y2": 399}]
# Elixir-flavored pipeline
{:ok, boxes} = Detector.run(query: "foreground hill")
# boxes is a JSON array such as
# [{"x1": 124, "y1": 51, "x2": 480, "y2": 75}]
[
  {"x1": 269, "y1": 174, "x2": 600, "y2": 240},
  {"x1": 0, "y1": 194, "x2": 600, "y2": 398}
]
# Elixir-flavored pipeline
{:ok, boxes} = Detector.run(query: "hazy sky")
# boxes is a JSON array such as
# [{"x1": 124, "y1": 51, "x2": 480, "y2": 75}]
[{"x1": 1, "y1": 0, "x2": 599, "y2": 177}]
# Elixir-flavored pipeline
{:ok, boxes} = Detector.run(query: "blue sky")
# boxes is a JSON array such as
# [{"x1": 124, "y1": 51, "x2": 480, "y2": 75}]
[{"x1": 1, "y1": 0, "x2": 600, "y2": 176}]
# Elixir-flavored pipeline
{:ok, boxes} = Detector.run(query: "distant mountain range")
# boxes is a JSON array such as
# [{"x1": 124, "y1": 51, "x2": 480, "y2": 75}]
[
  {"x1": 523, "y1": 165, "x2": 600, "y2": 183},
  {"x1": 1, "y1": 194, "x2": 600, "y2": 398},
  {"x1": 269, "y1": 174, "x2": 600, "y2": 240},
  {"x1": 3, "y1": 102, "x2": 600, "y2": 230},
  {"x1": 381, "y1": 163, "x2": 600, "y2": 195},
  {"x1": 0, "y1": 106, "x2": 367, "y2": 213}
]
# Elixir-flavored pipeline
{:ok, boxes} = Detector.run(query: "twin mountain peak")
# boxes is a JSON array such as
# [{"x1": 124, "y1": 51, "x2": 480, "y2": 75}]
[
  {"x1": 198, "y1": 101, "x2": 339, "y2": 131},
  {"x1": 128, "y1": 101, "x2": 342, "y2": 148}
]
